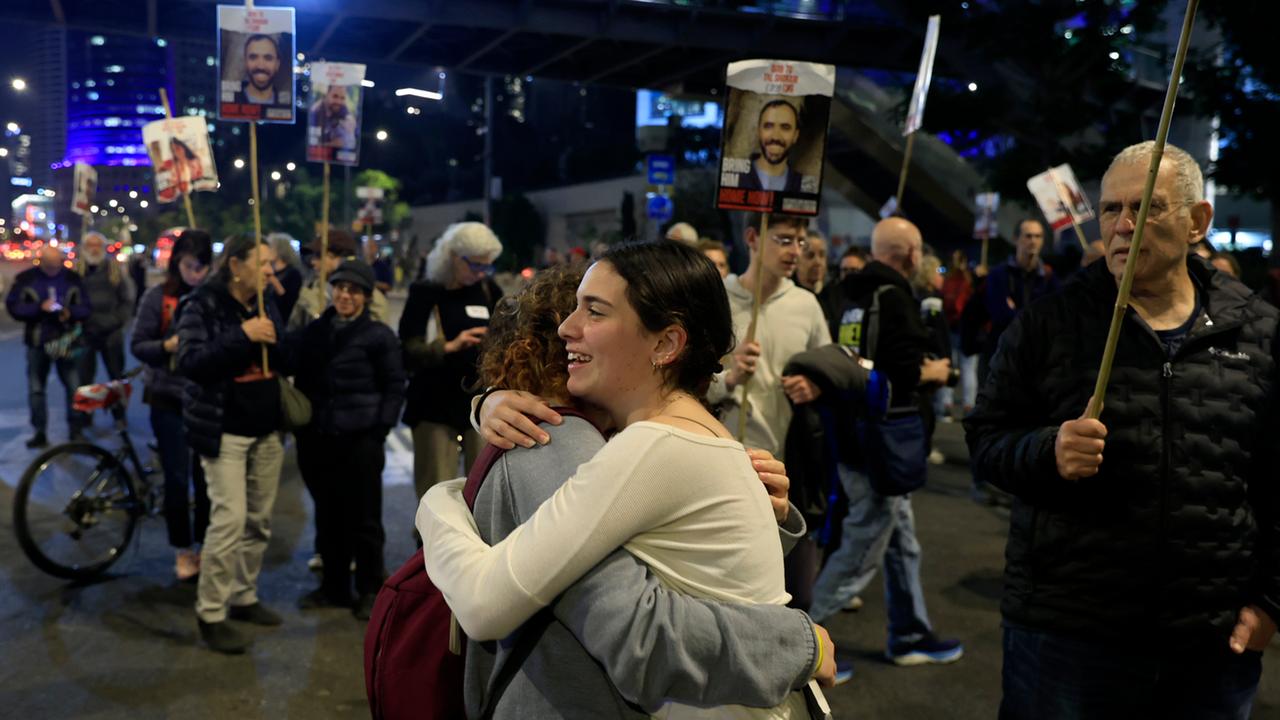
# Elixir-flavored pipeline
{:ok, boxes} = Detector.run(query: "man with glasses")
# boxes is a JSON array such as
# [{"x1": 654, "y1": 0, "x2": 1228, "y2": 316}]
[
  {"x1": 708, "y1": 213, "x2": 831, "y2": 459},
  {"x1": 966, "y1": 142, "x2": 1279, "y2": 718},
  {"x1": 811, "y1": 217, "x2": 963, "y2": 681}
]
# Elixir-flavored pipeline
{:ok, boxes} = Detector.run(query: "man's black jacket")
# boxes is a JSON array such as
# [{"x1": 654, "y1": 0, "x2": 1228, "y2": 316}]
[
  {"x1": 820, "y1": 260, "x2": 938, "y2": 411},
  {"x1": 965, "y1": 257, "x2": 1280, "y2": 646}
]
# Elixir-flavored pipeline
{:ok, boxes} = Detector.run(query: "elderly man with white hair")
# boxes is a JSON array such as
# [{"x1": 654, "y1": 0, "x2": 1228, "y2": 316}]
[
  {"x1": 967, "y1": 142, "x2": 1279, "y2": 718},
  {"x1": 399, "y1": 222, "x2": 504, "y2": 499},
  {"x1": 75, "y1": 231, "x2": 135, "y2": 425}
]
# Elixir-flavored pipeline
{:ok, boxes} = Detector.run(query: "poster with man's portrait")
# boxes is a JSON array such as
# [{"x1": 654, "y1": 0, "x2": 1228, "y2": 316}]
[
  {"x1": 716, "y1": 60, "x2": 834, "y2": 216},
  {"x1": 142, "y1": 116, "x2": 219, "y2": 204},
  {"x1": 973, "y1": 192, "x2": 1000, "y2": 238},
  {"x1": 72, "y1": 162, "x2": 97, "y2": 216},
  {"x1": 307, "y1": 62, "x2": 365, "y2": 166},
  {"x1": 1027, "y1": 164, "x2": 1095, "y2": 232},
  {"x1": 217, "y1": 4, "x2": 296, "y2": 123}
]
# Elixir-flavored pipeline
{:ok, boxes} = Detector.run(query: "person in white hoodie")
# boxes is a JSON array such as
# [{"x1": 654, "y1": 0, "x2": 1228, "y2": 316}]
[{"x1": 706, "y1": 212, "x2": 831, "y2": 460}]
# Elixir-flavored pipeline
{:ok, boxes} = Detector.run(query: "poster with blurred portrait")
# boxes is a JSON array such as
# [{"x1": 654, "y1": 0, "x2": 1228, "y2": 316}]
[
  {"x1": 973, "y1": 192, "x2": 1000, "y2": 238},
  {"x1": 716, "y1": 60, "x2": 834, "y2": 216},
  {"x1": 71, "y1": 162, "x2": 97, "y2": 216},
  {"x1": 217, "y1": 4, "x2": 296, "y2": 123},
  {"x1": 142, "y1": 116, "x2": 219, "y2": 204},
  {"x1": 1027, "y1": 164, "x2": 1095, "y2": 232},
  {"x1": 306, "y1": 62, "x2": 365, "y2": 166}
]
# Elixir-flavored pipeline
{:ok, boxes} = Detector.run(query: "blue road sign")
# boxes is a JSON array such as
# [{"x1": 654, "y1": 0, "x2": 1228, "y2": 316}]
[
  {"x1": 646, "y1": 193, "x2": 674, "y2": 222},
  {"x1": 647, "y1": 154, "x2": 675, "y2": 186}
]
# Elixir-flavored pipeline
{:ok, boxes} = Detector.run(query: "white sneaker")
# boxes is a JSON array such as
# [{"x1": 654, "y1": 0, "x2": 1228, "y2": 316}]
[
  {"x1": 843, "y1": 595, "x2": 864, "y2": 612},
  {"x1": 928, "y1": 448, "x2": 945, "y2": 465},
  {"x1": 307, "y1": 554, "x2": 323, "y2": 572}
]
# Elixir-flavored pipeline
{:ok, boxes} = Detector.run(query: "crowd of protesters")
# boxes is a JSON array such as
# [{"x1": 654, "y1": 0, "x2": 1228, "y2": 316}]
[{"x1": 3, "y1": 140, "x2": 1276, "y2": 716}]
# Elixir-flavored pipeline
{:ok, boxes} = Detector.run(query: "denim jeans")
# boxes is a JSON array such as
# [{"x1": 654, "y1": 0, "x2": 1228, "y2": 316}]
[
  {"x1": 808, "y1": 463, "x2": 933, "y2": 644},
  {"x1": 26, "y1": 345, "x2": 87, "y2": 435},
  {"x1": 1000, "y1": 624, "x2": 1262, "y2": 720},
  {"x1": 150, "y1": 405, "x2": 209, "y2": 549}
]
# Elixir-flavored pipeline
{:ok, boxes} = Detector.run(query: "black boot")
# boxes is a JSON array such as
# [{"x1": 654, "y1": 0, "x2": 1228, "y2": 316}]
[
  {"x1": 197, "y1": 619, "x2": 250, "y2": 654},
  {"x1": 26, "y1": 432, "x2": 47, "y2": 449}
]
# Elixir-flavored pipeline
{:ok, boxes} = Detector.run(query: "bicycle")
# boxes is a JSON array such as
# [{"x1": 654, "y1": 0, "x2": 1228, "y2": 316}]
[{"x1": 13, "y1": 366, "x2": 161, "y2": 580}]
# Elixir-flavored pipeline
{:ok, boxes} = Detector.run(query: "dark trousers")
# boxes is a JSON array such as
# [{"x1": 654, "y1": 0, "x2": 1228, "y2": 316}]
[
  {"x1": 150, "y1": 405, "x2": 209, "y2": 549},
  {"x1": 27, "y1": 345, "x2": 86, "y2": 435},
  {"x1": 1000, "y1": 624, "x2": 1262, "y2": 720},
  {"x1": 297, "y1": 429, "x2": 387, "y2": 597},
  {"x1": 79, "y1": 330, "x2": 126, "y2": 419}
]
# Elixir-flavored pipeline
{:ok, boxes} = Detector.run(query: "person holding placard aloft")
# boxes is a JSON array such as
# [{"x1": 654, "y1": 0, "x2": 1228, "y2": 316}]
[{"x1": 966, "y1": 142, "x2": 1279, "y2": 718}]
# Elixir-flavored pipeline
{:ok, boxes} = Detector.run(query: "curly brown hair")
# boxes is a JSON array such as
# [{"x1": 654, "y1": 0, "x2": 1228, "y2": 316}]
[{"x1": 476, "y1": 264, "x2": 584, "y2": 397}]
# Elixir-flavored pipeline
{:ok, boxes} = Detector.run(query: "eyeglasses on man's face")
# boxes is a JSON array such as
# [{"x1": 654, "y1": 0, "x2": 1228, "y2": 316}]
[
  {"x1": 768, "y1": 232, "x2": 809, "y2": 251},
  {"x1": 1099, "y1": 198, "x2": 1193, "y2": 224}
]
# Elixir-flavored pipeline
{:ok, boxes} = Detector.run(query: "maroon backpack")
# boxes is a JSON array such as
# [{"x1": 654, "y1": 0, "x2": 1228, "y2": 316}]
[{"x1": 363, "y1": 410, "x2": 590, "y2": 719}]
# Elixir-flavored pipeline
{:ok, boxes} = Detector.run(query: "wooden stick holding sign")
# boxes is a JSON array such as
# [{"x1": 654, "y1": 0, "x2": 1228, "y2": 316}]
[
  {"x1": 319, "y1": 161, "x2": 331, "y2": 289},
  {"x1": 736, "y1": 212, "x2": 771, "y2": 442},
  {"x1": 894, "y1": 133, "x2": 917, "y2": 211},
  {"x1": 249, "y1": 121, "x2": 269, "y2": 375},
  {"x1": 1046, "y1": 166, "x2": 1091, "y2": 252},
  {"x1": 1087, "y1": 0, "x2": 1199, "y2": 420},
  {"x1": 158, "y1": 88, "x2": 197, "y2": 229}
]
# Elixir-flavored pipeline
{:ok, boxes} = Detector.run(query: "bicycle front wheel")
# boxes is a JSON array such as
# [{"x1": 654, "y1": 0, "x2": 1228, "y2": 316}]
[{"x1": 14, "y1": 442, "x2": 140, "y2": 580}]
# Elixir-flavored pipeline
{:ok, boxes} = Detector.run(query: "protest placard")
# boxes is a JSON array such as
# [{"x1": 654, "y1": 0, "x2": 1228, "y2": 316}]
[
  {"x1": 715, "y1": 59, "x2": 834, "y2": 216},
  {"x1": 217, "y1": 4, "x2": 296, "y2": 123},
  {"x1": 143, "y1": 116, "x2": 219, "y2": 204},
  {"x1": 307, "y1": 62, "x2": 365, "y2": 166}
]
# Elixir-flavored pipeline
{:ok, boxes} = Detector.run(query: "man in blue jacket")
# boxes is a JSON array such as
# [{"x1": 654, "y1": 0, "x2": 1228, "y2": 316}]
[{"x1": 6, "y1": 244, "x2": 92, "y2": 447}]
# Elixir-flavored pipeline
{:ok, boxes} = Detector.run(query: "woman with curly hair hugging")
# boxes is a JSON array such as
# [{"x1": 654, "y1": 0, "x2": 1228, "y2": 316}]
[{"x1": 419, "y1": 242, "x2": 834, "y2": 718}]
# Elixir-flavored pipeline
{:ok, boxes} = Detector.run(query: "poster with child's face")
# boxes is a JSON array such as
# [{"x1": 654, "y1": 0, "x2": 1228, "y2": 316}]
[
  {"x1": 142, "y1": 116, "x2": 219, "y2": 204},
  {"x1": 217, "y1": 4, "x2": 296, "y2": 123},
  {"x1": 306, "y1": 62, "x2": 365, "y2": 166},
  {"x1": 715, "y1": 60, "x2": 834, "y2": 217}
]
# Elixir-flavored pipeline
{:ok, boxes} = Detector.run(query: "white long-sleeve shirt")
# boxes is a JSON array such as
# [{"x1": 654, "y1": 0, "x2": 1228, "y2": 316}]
[{"x1": 418, "y1": 420, "x2": 808, "y2": 719}]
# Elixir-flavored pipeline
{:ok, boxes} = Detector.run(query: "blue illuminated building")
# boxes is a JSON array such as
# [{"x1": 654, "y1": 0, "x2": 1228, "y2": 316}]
[{"x1": 61, "y1": 32, "x2": 172, "y2": 169}]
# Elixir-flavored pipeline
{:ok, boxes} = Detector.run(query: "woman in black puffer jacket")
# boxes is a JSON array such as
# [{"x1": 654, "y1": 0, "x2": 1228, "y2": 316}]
[
  {"x1": 130, "y1": 229, "x2": 213, "y2": 582},
  {"x1": 294, "y1": 259, "x2": 405, "y2": 619},
  {"x1": 176, "y1": 234, "x2": 293, "y2": 655}
]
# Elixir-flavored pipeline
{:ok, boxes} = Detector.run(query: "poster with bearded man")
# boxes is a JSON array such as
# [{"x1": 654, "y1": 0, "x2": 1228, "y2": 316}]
[
  {"x1": 716, "y1": 59, "x2": 834, "y2": 216},
  {"x1": 217, "y1": 4, "x2": 296, "y2": 123},
  {"x1": 306, "y1": 62, "x2": 365, "y2": 166}
]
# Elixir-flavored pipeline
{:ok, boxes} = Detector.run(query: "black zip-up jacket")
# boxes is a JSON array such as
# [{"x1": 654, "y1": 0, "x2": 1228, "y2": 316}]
[
  {"x1": 820, "y1": 261, "x2": 940, "y2": 411},
  {"x1": 965, "y1": 257, "x2": 1280, "y2": 646},
  {"x1": 176, "y1": 281, "x2": 292, "y2": 458},
  {"x1": 295, "y1": 306, "x2": 406, "y2": 435}
]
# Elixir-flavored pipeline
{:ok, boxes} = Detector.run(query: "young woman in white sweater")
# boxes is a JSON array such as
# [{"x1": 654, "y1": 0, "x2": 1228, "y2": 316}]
[{"x1": 419, "y1": 241, "x2": 832, "y2": 718}]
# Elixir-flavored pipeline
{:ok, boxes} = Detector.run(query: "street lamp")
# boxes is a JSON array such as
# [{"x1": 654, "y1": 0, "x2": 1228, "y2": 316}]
[
  {"x1": 139, "y1": 200, "x2": 148, "y2": 208},
  {"x1": 270, "y1": 170, "x2": 282, "y2": 181},
  {"x1": 6, "y1": 122, "x2": 19, "y2": 134},
  {"x1": 128, "y1": 190, "x2": 138, "y2": 198},
  {"x1": 233, "y1": 158, "x2": 245, "y2": 169},
  {"x1": 376, "y1": 129, "x2": 388, "y2": 141},
  {"x1": 286, "y1": 162, "x2": 296, "y2": 171},
  {"x1": 0, "y1": 148, "x2": 9, "y2": 157},
  {"x1": 11, "y1": 78, "x2": 26, "y2": 91}
]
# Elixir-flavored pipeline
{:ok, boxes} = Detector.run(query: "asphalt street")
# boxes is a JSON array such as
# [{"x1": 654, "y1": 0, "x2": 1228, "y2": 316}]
[{"x1": 0, "y1": 262, "x2": 1275, "y2": 719}]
